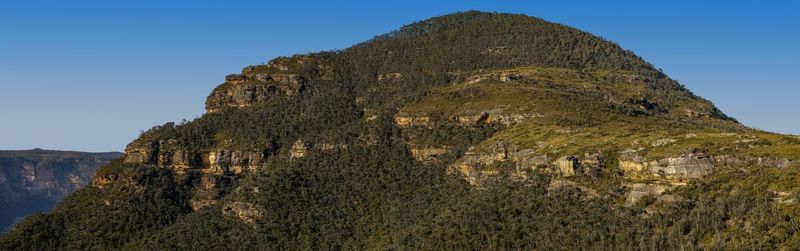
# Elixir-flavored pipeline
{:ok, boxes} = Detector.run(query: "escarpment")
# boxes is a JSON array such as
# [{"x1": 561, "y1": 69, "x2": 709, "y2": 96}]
[
  {"x1": 11, "y1": 11, "x2": 800, "y2": 250},
  {"x1": 393, "y1": 67, "x2": 798, "y2": 191},
  {"x1": 123, "y1": 139, "x2": 275, "y2": 175},
  {"x1": 205, "y1": 55, "x2": 334, "y2": 113},
  {"x1": 204, "y1": 72, "x2": 305, "y2": 113}
]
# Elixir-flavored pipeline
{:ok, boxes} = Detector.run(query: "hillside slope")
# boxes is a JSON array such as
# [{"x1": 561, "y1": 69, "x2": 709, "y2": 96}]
[
  {"x1": 0, "y1": 149, "x2": 121, "y2": 232},
  {"x1": 2, "y1": 11, "x2": 799, "y2": 250}
]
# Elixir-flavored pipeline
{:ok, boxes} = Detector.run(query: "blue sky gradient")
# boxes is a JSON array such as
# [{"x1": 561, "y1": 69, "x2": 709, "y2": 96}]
[{"x1": 0, "y1": 1, "x2": 797, "y2": 152}]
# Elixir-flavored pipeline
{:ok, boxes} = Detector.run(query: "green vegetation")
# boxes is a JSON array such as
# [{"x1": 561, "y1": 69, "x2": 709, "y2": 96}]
[{"x1": 2, "y1": 11, "x2": 799, "y2": 250}]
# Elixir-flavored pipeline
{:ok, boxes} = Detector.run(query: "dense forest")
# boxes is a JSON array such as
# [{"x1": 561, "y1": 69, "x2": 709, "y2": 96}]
[{"x1": 1, "y1": 11, "x2": 798, "y2": 250}]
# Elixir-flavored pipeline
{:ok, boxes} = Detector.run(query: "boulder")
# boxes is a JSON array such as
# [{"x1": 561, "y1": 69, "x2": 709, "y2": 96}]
[{"x1": 554, "y1": 156, "x2": 579, "y2": 177}]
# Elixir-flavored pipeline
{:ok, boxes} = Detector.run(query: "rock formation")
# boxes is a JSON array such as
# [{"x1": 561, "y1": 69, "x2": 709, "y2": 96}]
[
  {"x1": 0, "y1": 149, "x2": 121, "y2": 231},
  {"x1": 205, "y1": 73, "x2": 305, "y2": 113},
  {"x1": 409, "y1": 145, "x2": 452, "y2": 164},
  {"x1": 290, "y1": 140, "x2": 308, "y2": 159},
  {"x1": 123, "y1": 140, "x2": 274, "y2": 175}
]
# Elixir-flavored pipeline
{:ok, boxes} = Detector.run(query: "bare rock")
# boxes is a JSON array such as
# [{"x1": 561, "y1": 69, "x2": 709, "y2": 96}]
[
  {"x1": 224, "y1": 74, "x2": 247, "y2": 84},
  {"x1": 205, "y1": 71, "x2": 305, "y2": 113},
  {"x1": 554, "y1": 156, "x2": 579, "y2": 177},
  {"x1": 510, "y1": 149, "x2": 548, "y2": 170},
  {"x1": 291, "y1": 139, "x2": 308, "y2": 159},
  {"x1": 394, "y1": 113, "x2": 432, "y2": 128},
  {"x1": 619, "y1": 153, "x2": 713, "y2": 183},
  {"x1": 124, "y1": 140, "x2": 273, "y2": 175},
  {"x1": 377, "y1": 72, "x2": 402, "y2": 81},
  {"x1": 409, "y1": 145, "x2": 452, "y2": 164},
  {"x1": 222, "y1": 202, "x2": 265, "y2": 224}
]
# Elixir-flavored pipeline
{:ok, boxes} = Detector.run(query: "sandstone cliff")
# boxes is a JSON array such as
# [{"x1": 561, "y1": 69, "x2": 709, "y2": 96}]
[{"x1": 0, "y1": 149, "x2": 121, "y2": 232}]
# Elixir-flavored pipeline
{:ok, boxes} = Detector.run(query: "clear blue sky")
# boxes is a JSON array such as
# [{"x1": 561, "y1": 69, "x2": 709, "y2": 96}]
[{"x1": 0, "y1": 1, "x2": 797, "y2": 152}]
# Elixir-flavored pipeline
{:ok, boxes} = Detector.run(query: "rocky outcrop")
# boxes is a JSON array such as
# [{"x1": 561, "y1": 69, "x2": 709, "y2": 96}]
[
  {"x1": 619, "y1": 151, "x2": 794, "y2": 183},
  {"x1": 377, "y1": 72, "x2": 402, "y2": 81},
  {"x1": 290, "y1": 140, "x2": 308, "y2": 159},
  {"x1": 123, "y1": 140, "x2": 274, "y2": 175},
  {"x1": 509, "y1": 149, "x2": 549, "y2": 170},
  {"x1": 455, "y1": 112, "x2": 541, "y2": 126},
  {"x1": 205, "y1": 73, "x2": 305, "y2": 113},
  {"x1": 553, "y1": 156, "x2": 579, "y2": 177},
  {"x1": 225, "y1": 74, "x2": 247, "y2": 84},
  {"x1": 712, "y1": 155, "x2": 793, "y2": 169},
  {"x1": 203, "y1": 55, "x2": 332, "y2": 113},
  {"x1": 205, "y1": 150, "x2": 270, "y2": 174},
  {"x1": 397, "y1": 111, "x2": 540, "y2": 128},
  {"x1": 222, "y1": 201, "x2": 265, "y2": 224},
  {"x1": 464, "y1": 72, "x2": 523, "y2": 84},
  {"x1": 394, "y1": 113, "x2": 432, "y2": 128},
  {"x1": 449, "y1": 142, "x2": 510, "y2": 185},
  {"x1": 409, "y1": 145, "x2": 452, "y2": 164},
  {"x1": 255, "y1": 55, "x2": 334, "y2": 78},
  {"x1": 319, "y1": 143, "x2": 349, "y2": 152},
  {"x1": 685, "y1": 109, "x2": 711, "y2": 118},
  {"x1": 619, "y1": 152, "x2": 714, "y2": 183},
  {"x1": 449, "y1": 141, "x2": 607, "y2": 185},
  {"x1": 772, "y1": 190, "x2": 796, "y2": 205}
]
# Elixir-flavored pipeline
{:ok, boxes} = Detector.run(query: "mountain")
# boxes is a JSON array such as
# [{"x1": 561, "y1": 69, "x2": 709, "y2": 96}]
[
  {"x1": 0, "y1": 149, "x2": 121, "y2": 232},
  {"x1": 2, "y1": 11, "x2": 799, "y2": 249}
]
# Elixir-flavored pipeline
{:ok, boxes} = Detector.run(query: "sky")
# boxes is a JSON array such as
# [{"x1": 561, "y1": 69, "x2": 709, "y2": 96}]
[{"x1": 0, "y1": 1, "x2": 797, "y2": 152}]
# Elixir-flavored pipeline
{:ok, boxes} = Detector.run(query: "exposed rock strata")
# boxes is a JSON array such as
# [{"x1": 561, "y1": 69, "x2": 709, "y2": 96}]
[
  {"x1": 123, "y1": 140, "x2": 274, "y2": 175},
  {"x1": 464, "y1": 72, "x2": 523, "y2": 84},
  {"x1": 409, "y1": 145, "x2": 452, "y2": 164},
  {"x1": 395, "y1": 111, "x2": 541, "y2": 128},
  {"x1": 455, "y1": 112, "x2": 541, "y2": 126},
  {"x1": 394, "y1": 113, "x2": 432, "y2": 128},
  {"x1": 618, "y1": 153, "x2": 714, "y2": 183},
  {"x1": 205, "y1": 73, "x2": 305, "y2": 113},
  {"x1": 619, "y1": 151, "x2": 794, "y2": 183}
]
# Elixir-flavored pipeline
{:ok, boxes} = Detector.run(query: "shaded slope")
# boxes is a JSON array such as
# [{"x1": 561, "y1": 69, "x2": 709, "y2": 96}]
[{"x1": 0, "y1": 149, "x2": 121, "y2": 232}]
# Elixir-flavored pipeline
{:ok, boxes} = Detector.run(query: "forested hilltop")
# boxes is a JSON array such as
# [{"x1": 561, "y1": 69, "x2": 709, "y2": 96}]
[{"x1": 2, "y1": 11, "x2": 799, "y2": 250}]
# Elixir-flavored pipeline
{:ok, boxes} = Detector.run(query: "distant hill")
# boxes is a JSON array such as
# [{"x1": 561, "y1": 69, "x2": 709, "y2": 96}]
[
  {"x1": 2, "y1": 11, "x2": 799, "y2": 249},
  {"x1": 0, "y1": 149, "x2": 121, "y2": 232}
]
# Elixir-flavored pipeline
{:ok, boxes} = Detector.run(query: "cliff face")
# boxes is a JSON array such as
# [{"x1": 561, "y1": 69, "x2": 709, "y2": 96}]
[
  {"x1": 122, "y1": 139, "x2": 275, "y2": 175},
  {"x1": 392, "y1": 66, "x2": 797, "y2": 200},
  {"x1": 204, "y1": 55, "x2": 332, "y2": 113},
  {"x1": 0, "y1": 149, "x2": 121, "y2": 232}
]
